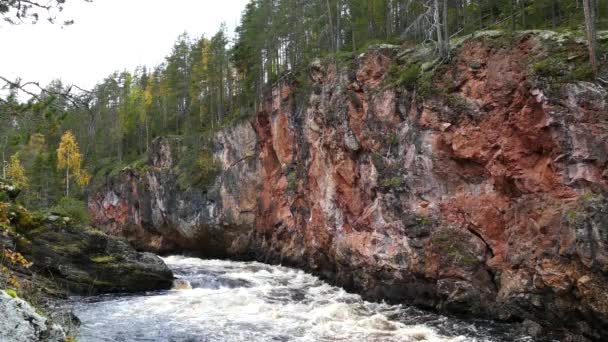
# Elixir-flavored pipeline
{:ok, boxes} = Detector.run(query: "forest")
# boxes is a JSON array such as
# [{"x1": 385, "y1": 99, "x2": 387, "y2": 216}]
[
  {"x1": 2, "y1": 1, "x2": 608, "y2": 341},
  {"x1": 1, "y1": 0, "x2": 607, "y2": 212}
]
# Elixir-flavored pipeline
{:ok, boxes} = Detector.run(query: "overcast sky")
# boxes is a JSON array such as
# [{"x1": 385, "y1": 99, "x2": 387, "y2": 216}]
[{"x1": 0, "y1": 0, "x2": 249, "y2": 90}]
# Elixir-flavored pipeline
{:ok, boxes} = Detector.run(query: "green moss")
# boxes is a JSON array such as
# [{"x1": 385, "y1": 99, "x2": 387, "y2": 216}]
[
  {"x1": 177, "y1": 149, "x2": 221, "y2": 190},
  {"x1": 533, "y1": 58, "x2": 565, "y2": 78},
  {"x1": 570, "y1": 63, "x2": 594, "y2": 81},
  {"x1": 417, "y1": 216, "x2": 432, "y2": 226},
  {"x1": 448, "y1": 250, "x2": 478, "y2": 265},
  {"x1": 431, "y1": 230, "x2": 451, "y2": 246},
  {"x1": 445, "y1": 95, "x2": 471, "y2": 113},
  {"x1": 371, "y1": 153, "x2": 384, "y2": 168},
  {"x1": 566, "y1": 193, "x2": 605, "y2": 226},
  {"x1": 90, "y1": 256, "x2": 116, "y2": 263},
  {"x1": 469, "y1": 60, "x2": 482, "y2": 70},
  {"x1": 49, "y1": 244, "x2": 83, "y2": 255},
  {"x1": 531, "y1": 40, "x2": 595, "y2": 83},
  {"x1": 127, "y1": 157, "x2": 150, "y2": 172},
  {"x1": 335, "y1": 51, "x2": 355, "y2": 64},
  {"x1": 386, "y1": 133, "x2": 399, "y2": 146},
  {"x1": 286, "y1": 171, "x2": 297, "y2": 193},
  {"x1": 394, "y1": 63, "x2": 421, "y2": 88},
  {"x1": 4, "y1": 289, "x2": 17, "y2": 298},
  {"x1": 15, "y1": 207, "x2": 38, "y2": 231},
  {"x1": 431, "y1": 229, "x2": 479, "y2": 266},
  {"x1": 566, "y1": 210, "x2": 581, "y2": 224},
  {"x1": 381, "y1": 176, "x2": 403, "y2": 188},
  {"x1": 26, "y1": 226, "x2": 48, "y2": 237},
  {"x1": 196, "y1": 151, "x2": 220, "y2": 185},
  {"x1": 416, "y1": 71, "x2": 435, "y2": 98},
  {"x1": 15, "y1": 237, "x2": 32, "y2": 254},
  {"x1": 580, "y1": 192, "x2": 604, "y2": 205}
]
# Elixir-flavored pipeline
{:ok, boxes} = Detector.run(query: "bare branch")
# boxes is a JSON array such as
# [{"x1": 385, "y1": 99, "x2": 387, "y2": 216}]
[
  {"x1": 0, "y1": 0, "x2": 92, "y2": 26},
  {"x1": 0, "y1": 75, "x2": 92, "y2": 109}
]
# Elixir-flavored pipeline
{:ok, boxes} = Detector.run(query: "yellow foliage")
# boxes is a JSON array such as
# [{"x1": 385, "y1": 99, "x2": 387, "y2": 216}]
[
  {"x1": 75, "y1": 170, "x2": 91, "y2": 187},
  {"x1": 0, "y1": 203, "x2": 10, "y2": 223},
  {"x1": 6, "y1": 153, "x2": 28, "y2": 188},
  {"x1": 1, "y1": 249, "x2": 31, "y2": 290},
  {"x1": 56, "y1": 131, "x2": 90, "y2": 194},
  {"x1": 27, "y1": 133, "x2": 46, "y2": 153},
  {"x1": 2, "y1": 249, "x2": 30, "y2": 268},
  {"x1": 57, "y1": 131, "x2": 82, "y2": 172}
]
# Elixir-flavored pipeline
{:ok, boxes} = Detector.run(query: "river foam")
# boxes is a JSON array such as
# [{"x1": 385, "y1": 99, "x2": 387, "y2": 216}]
[{"x1": 69, "y1": 256, "x2": 530, "y2": 342}]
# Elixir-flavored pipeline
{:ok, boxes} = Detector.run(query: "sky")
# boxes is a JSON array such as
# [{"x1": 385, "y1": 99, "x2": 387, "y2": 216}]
[{"x1": 0, "y1": 0, "x2": 250, "y2": 90}]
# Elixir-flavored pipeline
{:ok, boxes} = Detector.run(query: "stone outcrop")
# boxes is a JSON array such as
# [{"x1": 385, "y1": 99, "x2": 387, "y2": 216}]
[
  {"x1": 12, "y1": 214, "x2": 174, "y2": 294},
  {"x1": 1, "y1": 185, "x2": 174, "y2": 296},
  {"x1": 0, "y1": 290, "x2": 66, "y2": 342},
  {"x1": 1, "y1": 182, "x2": 174, "y2": 340},
  {"x1": 90, "y1": 32, "x2": 608, "y2": 340}
]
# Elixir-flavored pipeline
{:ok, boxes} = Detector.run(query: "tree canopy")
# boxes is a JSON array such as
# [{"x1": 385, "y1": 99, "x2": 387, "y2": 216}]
[{"x1": 0, "y1": 0, "x2": 606, "y2": 207}]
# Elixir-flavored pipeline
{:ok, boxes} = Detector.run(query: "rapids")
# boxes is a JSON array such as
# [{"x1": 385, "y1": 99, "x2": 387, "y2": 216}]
[{"x1": 69, "y1": 256, "x2": 531, "y2": 341}]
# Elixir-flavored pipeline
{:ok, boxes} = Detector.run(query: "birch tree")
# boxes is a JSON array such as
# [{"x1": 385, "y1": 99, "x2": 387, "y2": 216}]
[
  {"x1": 56, "y1": 131, "x2": 90, "y2": 197},
  {"x1": 6, "y1": 152, "x2": 27, "y2": 188}
]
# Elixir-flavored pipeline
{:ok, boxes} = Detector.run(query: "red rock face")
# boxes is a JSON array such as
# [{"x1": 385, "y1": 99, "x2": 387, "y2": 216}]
[{"x1": 90, "y1": 34, "x2": 608, "y2": 339}]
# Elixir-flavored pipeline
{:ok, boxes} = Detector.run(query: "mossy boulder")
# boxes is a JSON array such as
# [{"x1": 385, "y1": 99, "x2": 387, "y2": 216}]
[
  {"x1": 4, "y1": 205, "x2": 173, "y2": 295},
  {"x1": 18, "y1": 222, "x2": 174, "y2": 294}
]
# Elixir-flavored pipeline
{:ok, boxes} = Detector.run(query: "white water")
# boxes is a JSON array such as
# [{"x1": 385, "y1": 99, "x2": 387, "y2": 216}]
[{"x1": 70, "y1": 256, "x2": 529, "y2": 342}]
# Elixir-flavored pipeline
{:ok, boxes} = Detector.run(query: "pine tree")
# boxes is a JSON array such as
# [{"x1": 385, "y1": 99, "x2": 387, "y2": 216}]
[{"x1": 583, "y1": 0, "x2": 598, "y2": 78}]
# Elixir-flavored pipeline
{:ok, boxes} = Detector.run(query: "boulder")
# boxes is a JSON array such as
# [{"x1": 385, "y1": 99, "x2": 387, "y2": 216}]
[
  {"x1": 19, "y1": 220, "x2": 174, "y2": 294},
  {"x1": 0, "y1": 290, "x2": 65, "y2": 342}
]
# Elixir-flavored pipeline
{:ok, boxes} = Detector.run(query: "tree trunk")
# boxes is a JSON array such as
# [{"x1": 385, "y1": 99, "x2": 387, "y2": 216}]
[
  {"x1": 434, "y1": 0, "x2": 444, "y2": 55},
  {"x1": 442, "y1": 0, "x2": 449, "y2": 54},
  {"x1": 511, "y1": 0, "x2": 516, "y2": 30},
  {"x1": 2, "y1": 151, "x2": 5, "y2": 179},
  {"x1": 350, "y1": 0, "x2": 356, "y2": 52},
  {"x1": 521, "y1": 0, "x2": 527, "y2": 29},
  {"x1": 583, "y1": 0, "x2": 598, "y2": 78},
  {"x1": 336, "y1": 0, "x2": 341, "y2": 51},
  {"x1": 478, "y1": 0, "x2": 483, "y2": 30},
  {"x1": 326, "y1": 0, "x2": 335, "y2": 52},
  {"x1": 145, "y1": 119, "x2": 150, "y2": 153},
  {"x1": 2, "y1": 137, "x2": 7, "y2": 179},
  {"x1": 551, "y1": 0, "x2": 557, "y2": 28},
  {"x1": 66, "y1": 164, "x2": 70, "y2": 197},
  {"x1": 435, "y1": 0, "x2": 449, "y2": 58}
]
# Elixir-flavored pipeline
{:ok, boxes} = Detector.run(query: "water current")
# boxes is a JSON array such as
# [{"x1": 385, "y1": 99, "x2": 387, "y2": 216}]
[{"x1": 70, "y1": 256, "x2": 531, "y2": 342}]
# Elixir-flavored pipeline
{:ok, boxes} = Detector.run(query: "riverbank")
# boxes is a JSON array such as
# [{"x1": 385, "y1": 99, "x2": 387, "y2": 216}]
[{"x1": 0, "y1": 181, "x2": 174, "y2": 341}]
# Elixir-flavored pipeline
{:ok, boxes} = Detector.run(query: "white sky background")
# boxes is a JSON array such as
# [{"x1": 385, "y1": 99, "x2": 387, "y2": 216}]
[{"x1": 0, "y1": 0, "x2": 250, "y2": 90}]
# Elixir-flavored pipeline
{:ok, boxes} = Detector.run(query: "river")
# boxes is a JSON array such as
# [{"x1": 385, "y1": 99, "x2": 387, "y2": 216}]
[{"x1": 69, "y1": 256, "x2": 531, "y2": 342}]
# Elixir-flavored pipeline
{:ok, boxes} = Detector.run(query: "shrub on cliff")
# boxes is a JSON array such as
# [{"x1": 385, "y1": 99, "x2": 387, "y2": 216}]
[
  {"x1": 50, "y1": 197, "x2": 90, "y2": 225},
  {"x1": 177, "y1": 150, "x2": 221, "y2": 190}
]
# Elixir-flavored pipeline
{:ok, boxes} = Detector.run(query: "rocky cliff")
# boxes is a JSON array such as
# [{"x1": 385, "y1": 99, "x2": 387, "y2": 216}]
[{"x1": 90, "y1": 32, "x2": 608, "y2": 340}]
